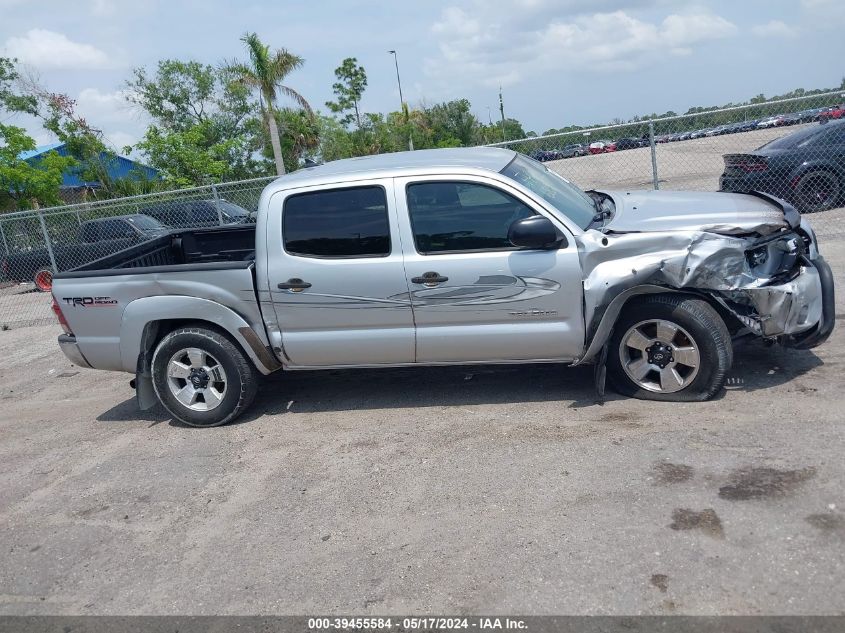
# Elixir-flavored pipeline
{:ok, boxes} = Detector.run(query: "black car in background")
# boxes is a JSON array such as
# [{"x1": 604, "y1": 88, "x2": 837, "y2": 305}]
[
  {"x1": 720, "y1": 120, "x2": 845, "y2": 213},
  {"x1": 615, "y1": 137, "x2": 646, "y2": 151},
  {"x1": 1, "y1": 214, "x2": 167, "y2": 291},
  {"x1": 139, "y1": 199, "x2": 254, "y2": 228}
]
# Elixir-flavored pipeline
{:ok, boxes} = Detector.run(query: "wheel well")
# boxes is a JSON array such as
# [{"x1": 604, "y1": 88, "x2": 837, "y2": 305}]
[
  {"x1": 138, "y1": 319, "x2": 249, "y2": 374},
  {"x1": 618, "y1": 291, "x2": 740, "y2": 334},
  {"x1": 793, "y1": 165, "x2": 843, "y2": 187}
]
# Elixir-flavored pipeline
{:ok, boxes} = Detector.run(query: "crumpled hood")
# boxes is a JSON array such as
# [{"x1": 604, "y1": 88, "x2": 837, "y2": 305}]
[{"x1": 600, "y1": 189, "x2": 790, "y2": 236}]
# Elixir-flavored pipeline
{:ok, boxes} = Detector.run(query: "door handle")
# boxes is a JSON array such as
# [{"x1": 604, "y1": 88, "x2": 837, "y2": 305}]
[
  {"x1": 411, "y1": 271, "x2": 449, "y2": 285},
  {"x1": 277, "y1": 278, "x2": 312, "y2": 292}
]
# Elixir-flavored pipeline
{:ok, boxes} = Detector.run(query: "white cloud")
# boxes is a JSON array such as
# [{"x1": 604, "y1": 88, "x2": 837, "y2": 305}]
[
  {"x1": 76, "y1": 88, "x2": 133, "y2": 123},
  {"x1": 4, "y1": 29, "x2": 116, "y2": 70},
  {"x1": 74, "y1": 88, "x2": 146, "y2": 151},
  {"x1": 751, "y1": 20, "x2": 798, "y2": 38},
  {"x1": 426, "y1": 7, "x2": 737, "y2": 88},
  {"x1": 104, "y1": 130, "x2": 138, "y2": 153},
  {"x1": 800, "y1": 0, "x2": 845, "y2": 24}
]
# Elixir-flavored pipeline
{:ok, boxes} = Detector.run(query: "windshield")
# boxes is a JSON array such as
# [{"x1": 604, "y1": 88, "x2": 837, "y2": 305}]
[
  {"x1": 500, "y1": 155, "x2": 596, "y2": 229},
  {"x1": 127, "y1": 214, "x2": 165, "y2": 231}
]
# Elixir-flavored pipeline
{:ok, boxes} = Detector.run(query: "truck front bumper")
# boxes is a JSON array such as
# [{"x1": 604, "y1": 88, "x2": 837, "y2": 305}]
[
  {"x1": 780, "y1": 255, "x2": 835, "y2": 349},
  {"x1": 718, "y1": 256, "x2": 834, "y2": 348},
  {"x1": 58, "y1": 334, "x2": 93, "y2": 369}
]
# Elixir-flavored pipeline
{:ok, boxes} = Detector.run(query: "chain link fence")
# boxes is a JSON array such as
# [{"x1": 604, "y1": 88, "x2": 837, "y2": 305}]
[
  {"x1": 1, "y1": 176, "x2": 275, "y2": 328},
  {"x1": 2, "y1": 89, "x2": 844, "y2": 328},
  {"x1": 488, "y1": 90, "x2": 845, "y2": 237}
]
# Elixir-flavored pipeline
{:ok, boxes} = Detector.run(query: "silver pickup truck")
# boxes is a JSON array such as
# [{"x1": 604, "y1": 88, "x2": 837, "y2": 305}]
[{"x1": 52, "y1": 148, "x2": 835, "y2": 426}]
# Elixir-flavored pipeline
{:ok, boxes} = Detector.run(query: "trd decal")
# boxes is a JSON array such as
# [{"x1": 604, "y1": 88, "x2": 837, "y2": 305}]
[{"x1": 61, "y1": 296, "x2": 118, "y2": 307}]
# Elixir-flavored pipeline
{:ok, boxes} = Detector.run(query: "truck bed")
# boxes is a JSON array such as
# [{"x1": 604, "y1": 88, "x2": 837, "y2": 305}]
[{"x1": 55, "y1": 225, "x2": 256, "y2": 278}]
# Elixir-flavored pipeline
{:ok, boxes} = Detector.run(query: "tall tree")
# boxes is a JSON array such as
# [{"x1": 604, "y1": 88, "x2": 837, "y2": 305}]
[
  {"x1": 226, "y1": 33, "x2": 311, "y2": 175},
  {"x1": 326, "y1": 57, "x2": 367, "y2": 129},
  {"x1": 0, "y1": 57, "x2": 74, "y2": 210},
  {"x1": 127, "y1": 59, "x2": 266, "y2": 185},
  {"x1": 423, "y1": 99, "x2": 479, "y2": 147}
]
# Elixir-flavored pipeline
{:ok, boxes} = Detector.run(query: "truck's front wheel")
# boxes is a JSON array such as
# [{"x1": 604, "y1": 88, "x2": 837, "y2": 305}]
[
  {"x1": 152, "y1": 326, "x2": 259, "y2": 427},
  {"x1": 606, "y1": 295, "x2": 732, "y2": 401}
]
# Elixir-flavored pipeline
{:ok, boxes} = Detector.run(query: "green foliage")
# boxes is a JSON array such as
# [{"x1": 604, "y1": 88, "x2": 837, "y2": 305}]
[
  {"x1": 0, "y1": 57, "x2": 37, "y2": 115},
  {"x1": 276, "y1": 108, "x2": 320, "y2": 171},
  {"x1": 0, "y1": 57, "x2": 75, "y2": 211},
  {"x1": 127, "y1": 59, "x2": 266, "y2": 185},
  {"x1": 326, "y1": 57, "x2": 368, "y2": 128},
  {"x1": 227, "y1": 33, "x2": 311, "y2": 175},
  {"x1": 40, "y1": 92, "x2": 112, "y2": 188},
  {"x1": 136, "y1": 121, "x2": 252, "y2": 188},
  {"x1": 424, "y1": 99, "x2": 478, "y2": 146},
  {"x1": 0, "y1": 124, "x2": 75, "y2": 210}
]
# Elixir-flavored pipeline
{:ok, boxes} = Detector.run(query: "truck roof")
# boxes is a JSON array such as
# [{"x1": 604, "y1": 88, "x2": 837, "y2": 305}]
[{"x1": 276, "y1": 147, "x2": 518, "y2": 186}]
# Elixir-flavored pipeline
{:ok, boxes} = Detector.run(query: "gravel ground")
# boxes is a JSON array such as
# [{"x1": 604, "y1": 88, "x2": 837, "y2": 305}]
[{"x1": 0, "y1": 231, "x2": 842, "y2": 615}]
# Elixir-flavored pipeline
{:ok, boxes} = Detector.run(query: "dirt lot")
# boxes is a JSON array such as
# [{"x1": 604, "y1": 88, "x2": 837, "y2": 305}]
[{"x1": 0, "y1": 229, "x2": 843, "y2": 614}]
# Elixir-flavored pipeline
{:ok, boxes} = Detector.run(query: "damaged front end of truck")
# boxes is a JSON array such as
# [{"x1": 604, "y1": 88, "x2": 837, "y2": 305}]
[{"x1": 576, "y1": 190, "x2": 835, "y2": 365}]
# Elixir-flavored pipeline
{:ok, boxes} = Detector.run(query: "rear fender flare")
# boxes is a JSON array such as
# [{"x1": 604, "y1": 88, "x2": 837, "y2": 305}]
[{"x1": 119, "y1": 295, "x2": 280, "y2": 375}]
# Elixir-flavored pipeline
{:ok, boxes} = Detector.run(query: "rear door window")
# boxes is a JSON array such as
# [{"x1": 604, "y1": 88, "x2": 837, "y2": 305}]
[{"x1": 283, "y1": 186, "x2": 390, "y2": 258}]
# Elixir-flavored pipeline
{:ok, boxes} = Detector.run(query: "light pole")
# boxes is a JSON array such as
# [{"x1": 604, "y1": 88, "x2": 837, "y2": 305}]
[
  {"x1": 498, "y1": 86, "x2": 507, "y2": 142},
  {"x1": 388, "y1": 50, "x2": 413, "y2": 151}
]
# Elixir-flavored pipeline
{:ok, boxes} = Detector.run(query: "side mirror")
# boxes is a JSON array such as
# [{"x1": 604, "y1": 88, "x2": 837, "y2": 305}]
[{"x1": 508, "y1": 216, "x2": 563, "y2": 249}]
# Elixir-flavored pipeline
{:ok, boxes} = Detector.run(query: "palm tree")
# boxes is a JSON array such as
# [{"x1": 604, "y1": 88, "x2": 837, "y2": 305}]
[{"x1": 227, "y1": 33, "x2": 311, "y2": 175}]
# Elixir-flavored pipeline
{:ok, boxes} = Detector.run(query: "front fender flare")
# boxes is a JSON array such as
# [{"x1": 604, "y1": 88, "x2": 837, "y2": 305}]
[{"x1": 574, "y1": 285, "x2": 683, "y2": 365}]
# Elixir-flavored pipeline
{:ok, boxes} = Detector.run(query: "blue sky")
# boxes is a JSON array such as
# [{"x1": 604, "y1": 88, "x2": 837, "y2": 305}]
[{"x1": 1, "y1": 0, "x2": 843, "y2": 152}]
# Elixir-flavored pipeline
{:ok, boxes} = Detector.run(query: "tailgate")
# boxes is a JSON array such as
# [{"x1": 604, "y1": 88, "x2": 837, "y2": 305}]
[{"x1": 53, "y1": 263, "x2": 260, "y2": 372}]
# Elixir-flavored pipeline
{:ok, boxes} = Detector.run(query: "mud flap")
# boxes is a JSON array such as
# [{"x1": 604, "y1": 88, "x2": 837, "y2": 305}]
[
  {"x1": 135, "y1": 372, "x2": 158, "y2": 410},
  {"x1": 594, "y1": 341, "x2": 609, "y2": 401}
]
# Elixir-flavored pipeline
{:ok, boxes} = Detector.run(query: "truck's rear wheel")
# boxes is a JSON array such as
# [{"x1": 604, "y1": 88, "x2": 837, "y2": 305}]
[
  {"x1": 607, "y1": 295, "x2": 732, "y2": 401},
  {"x1": 152, "y1": 326, "x2": 258, "y2": 427}
]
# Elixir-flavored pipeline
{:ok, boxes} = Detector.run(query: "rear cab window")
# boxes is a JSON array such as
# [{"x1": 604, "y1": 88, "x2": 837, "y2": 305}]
[{"x1": 282, "y1": 186, "x2": 390, "y2": 258}]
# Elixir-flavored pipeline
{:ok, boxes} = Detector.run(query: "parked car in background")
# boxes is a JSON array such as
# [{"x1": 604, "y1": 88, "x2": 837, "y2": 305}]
[
  {"x1": 530, "y1": 150, "x2": 554, "y2": 162},
  {"x1": 1, "y1": 214, "x2": 167, "y2": 291},
  {"x1": 735, "y1": 120, "x2": 761, "y2": 132},
  {"x1": 819, "y1": 104, "x2": 845, "y2": 123},
  {"x1": 561, "y1": 143, "x2": 589, "y2": 158},
  {"x1": 780, "y1": 112, "x2": 805, "y2": 126},
  {"x1": 139, "y1": 199, "x2": 253, "y2": 229},
  {"x1": 720, "y1": 119, "x2": 845, "y2": 213},
  {"x1": 757, "y1": 115, "x2": 786, "y2": 129},
  {"x1": 615, "y1": 138, "x2": 644, "y2": 151},
  {"x1": 589, "y1": 140, "x2": 616, "y2": 154}
]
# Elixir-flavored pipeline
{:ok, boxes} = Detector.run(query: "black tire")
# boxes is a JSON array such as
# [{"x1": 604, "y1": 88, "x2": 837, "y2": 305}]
[
  {"x1": 607, "y1": 294, "x2": 732, "y2": 402},
  {"x1": 151, "y1": 325, "x2": 259, "y2": 427},
  {"x1": 793, "y1": 170, "x2": 841, "y2": 213}
]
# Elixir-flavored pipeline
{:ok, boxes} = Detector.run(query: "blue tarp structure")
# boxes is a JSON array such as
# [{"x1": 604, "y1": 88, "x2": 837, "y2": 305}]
[{"x1": 17, "y1": 143, "x2": 159, "y2": 188}]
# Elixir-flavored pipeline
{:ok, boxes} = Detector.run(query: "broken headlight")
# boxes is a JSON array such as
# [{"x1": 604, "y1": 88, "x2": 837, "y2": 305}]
[{"x1": 745, "y1": 235, "x2": 803, "y2": 278}]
